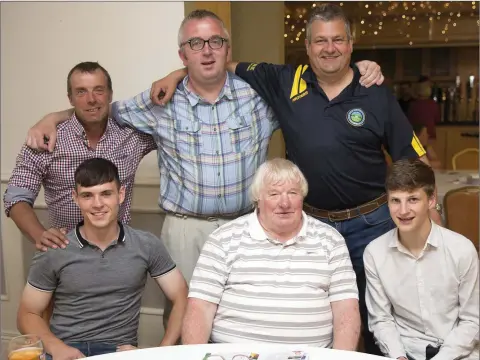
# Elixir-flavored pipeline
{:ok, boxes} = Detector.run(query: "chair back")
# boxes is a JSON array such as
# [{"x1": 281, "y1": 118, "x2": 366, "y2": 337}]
[
  {"x1": 443, "y1": 186, "x2": 479, "y2": 252},
  {"x1": 452, "y1": 148, "x2": 479, "y2": 170}
]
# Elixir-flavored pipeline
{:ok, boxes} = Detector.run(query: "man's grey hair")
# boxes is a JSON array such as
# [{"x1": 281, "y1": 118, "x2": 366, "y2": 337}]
[
  {"x1": 178, "y1": 9, "x2": 230, "y2": 48},
  {"x1": 306, "y1": 3, "x2": 352, "y2": 42},
  {"x1": 250, "y1": 158, "x2": 308, "y2": 206}
]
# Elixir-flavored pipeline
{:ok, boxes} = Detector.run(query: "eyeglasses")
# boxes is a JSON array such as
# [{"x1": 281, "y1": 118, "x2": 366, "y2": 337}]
[
  {"x1": 181, "y1": 36, "x2": 228, "y2": 51},
  {"x1": 203, "y1": 354, "x2": 258, "y2": 360}
]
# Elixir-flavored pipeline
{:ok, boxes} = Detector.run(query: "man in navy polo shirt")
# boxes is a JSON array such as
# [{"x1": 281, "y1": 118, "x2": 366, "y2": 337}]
[
  {"x1": 148, "y1": 4, "x2": 442, "y2": 355},
  {"x1": 17, "y1": 158, "x2": 188, "y2": 359}
]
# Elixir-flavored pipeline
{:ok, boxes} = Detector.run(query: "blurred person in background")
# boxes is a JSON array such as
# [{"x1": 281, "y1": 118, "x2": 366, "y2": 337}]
[
  {"x1": 408, "y1": 76, "x2": 441, "y2": 140},
  {"x1": 412, "y1": 124, "x2": 442, "y2": 170},
  {"x1": 397, "y1": 81, "x2": 414, "y2": 115}
]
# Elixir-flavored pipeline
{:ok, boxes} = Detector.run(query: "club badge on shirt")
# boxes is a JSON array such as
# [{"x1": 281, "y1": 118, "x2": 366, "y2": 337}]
[{"x1": 346, "y1": 108, "x2": 366, "y2": 127}]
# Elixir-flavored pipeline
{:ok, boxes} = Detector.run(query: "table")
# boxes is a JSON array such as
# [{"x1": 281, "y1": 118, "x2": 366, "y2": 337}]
[
  {"x1": 435, "y1": 170, "x2": 479, "y2": 205},
  {"x1": 89, "y1": 344, "x2": 387, "y2": 360}
]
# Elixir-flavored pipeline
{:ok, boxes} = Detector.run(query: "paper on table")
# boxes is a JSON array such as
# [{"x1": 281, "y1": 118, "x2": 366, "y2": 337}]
[
  {"x1": 201, "y1": 350, "x2": 308, "y2": 360},
  {"x1": 262, "y1": 350, "x2": 309, "y2": 360}
]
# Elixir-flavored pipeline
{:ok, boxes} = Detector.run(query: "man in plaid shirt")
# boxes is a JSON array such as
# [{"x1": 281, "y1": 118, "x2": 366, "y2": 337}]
[{"x1": 4, "y1": 62, "x2": 157, "y2": 252}]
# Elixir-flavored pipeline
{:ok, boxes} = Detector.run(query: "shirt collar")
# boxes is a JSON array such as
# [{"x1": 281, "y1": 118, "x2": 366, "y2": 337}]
[
  {"x1": 69, "y1": 113, "x2": 112, "y2": 140},
  {"x1": 301, "y1": 63, "x2": 367, "y2": 98},
  {"x1": 180, "y1": 71, "x2": 234, "y2": 106},
  {"x1": 74, "y1": 221, "x2": 125, "y2": 248},
  {"x1": 388, "y1": 220, "x2": 439, "y2": 249},
  {"x1": 249, "y1": 209, "x2": 308, "y2": 243}
]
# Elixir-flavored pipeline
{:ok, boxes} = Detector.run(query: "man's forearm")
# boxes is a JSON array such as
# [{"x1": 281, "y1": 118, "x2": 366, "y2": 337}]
[
  {"x1": 18, "y1": 312, "x2": 63, "y2": 354},
  {"x1": 49, "y1": 108, "x2": 75, "y2": 126},
  {"x1": 181, "y1": 300, "x2": 216, "y2": 345},
  {"x1": 332, "y1": 305, "x2": 361, "y2": 351},
  {"x1": 160, "y1": 298, "x2": 187, "y2": 346},
  {"x1": 10, "y1": 202, "x2": 45, "y2": 244}
]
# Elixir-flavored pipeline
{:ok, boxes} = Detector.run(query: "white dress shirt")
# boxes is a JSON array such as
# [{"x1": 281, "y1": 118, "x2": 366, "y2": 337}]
[{"x1": 364, "y1": 221, "x2": 479, "y2": 360}]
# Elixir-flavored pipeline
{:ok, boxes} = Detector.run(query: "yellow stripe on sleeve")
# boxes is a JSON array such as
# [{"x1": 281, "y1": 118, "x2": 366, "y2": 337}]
[{"x1": 412, "y1": 133, "x2": 427, "y2": 156}]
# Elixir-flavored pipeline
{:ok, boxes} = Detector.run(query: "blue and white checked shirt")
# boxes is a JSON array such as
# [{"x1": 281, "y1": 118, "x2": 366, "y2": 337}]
[{"x1": 111, "y1": 72, "x2": 278, "y2": 216}]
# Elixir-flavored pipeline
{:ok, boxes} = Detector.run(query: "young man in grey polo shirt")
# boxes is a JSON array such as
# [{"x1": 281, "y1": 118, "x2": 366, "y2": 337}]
[{"x1": 17, "y1": 158, "x2": 188, "y2": 359}]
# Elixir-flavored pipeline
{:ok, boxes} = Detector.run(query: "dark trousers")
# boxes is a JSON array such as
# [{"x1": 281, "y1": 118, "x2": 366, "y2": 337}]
[
  {"x1": 46, "y1": 342, "x2": 118, "y2": 359},
  {"x1": 315, "y1": 203, "x2": 395, "y2": 356}
]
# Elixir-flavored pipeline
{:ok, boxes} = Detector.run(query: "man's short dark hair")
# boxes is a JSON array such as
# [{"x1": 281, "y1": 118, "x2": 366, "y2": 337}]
[
  {"x1": 67, "y1": 61, "x2": 112, "y2": 96},
  {"x1": 386, "y1": 159, "x2": 435, "y2": 198},
  {"x1": 306, "y1": 3, "x2": 352, "y2": 42},
  {"x1": 74, "y1": 158, "x2": 120, "y2": 189}
]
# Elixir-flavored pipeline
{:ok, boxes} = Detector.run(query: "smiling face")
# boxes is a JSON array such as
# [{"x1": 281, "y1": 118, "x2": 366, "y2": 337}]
[
  {"x1": 73, "y1": 180, "x2": 125, "y2": 229},
  {"x1": 305, "y1": 19, "x2": 352, "y2": 77},
  {"x1": 68, "y1": 69, "x2": 112, "y2": 125},
  {"x1": 257, "y1": 179, "x2": 304, "y2": 238},
  {"x1": 178, "y1": 17, "x2": 230, "y2": 87},
  {"x1": 388, "y1": 188, "x2": 435, "y2": 234}
]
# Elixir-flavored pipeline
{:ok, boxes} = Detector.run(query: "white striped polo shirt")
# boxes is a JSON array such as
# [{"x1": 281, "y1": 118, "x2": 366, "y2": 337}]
[{"x1": 188, "y1": 210, "x2": 358, "y2": 346}]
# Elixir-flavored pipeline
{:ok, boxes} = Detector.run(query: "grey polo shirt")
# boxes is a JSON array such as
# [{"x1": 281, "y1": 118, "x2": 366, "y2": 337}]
[{"x1": 27, "y1": 222, "x2": 176, "y2": 346}]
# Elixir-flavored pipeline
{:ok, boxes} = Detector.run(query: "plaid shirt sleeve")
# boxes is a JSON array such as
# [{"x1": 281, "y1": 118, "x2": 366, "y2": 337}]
[
  {"x1": 111, "y1": 89, "x2": 164, "y2": 136},
  {"x1": 4, "y1": 145, "x2": 49, "y2": 216}
]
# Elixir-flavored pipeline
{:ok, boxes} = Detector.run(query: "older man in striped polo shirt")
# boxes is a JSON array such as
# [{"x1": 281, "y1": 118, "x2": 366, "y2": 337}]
[{"x1": 183, "y1": 158, "x2": 360, "y2": 348}]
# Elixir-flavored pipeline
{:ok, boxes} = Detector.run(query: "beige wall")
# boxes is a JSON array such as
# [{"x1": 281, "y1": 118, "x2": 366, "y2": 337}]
[{"x1": 1, "y1": 1, "x2": 184, "y2": 351}]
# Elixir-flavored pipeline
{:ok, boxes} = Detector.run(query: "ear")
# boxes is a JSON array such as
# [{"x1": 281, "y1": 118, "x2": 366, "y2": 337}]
[
  {"x1": 428, "y1": 193, "x2": 437, "y2": 209},
  {"x1": 178, "y1": 48, "x2": 188, "y2": 67},
  {"x1": 107, "y1": 90, "x2": 113, "y2": 104},
  {"x1": 348, "y1": 39, "x2": 353, "y2": 54},
  {"x1": 68, "y1": 94, "x2": 74, "y2": 107},
  {"x1": 118, "y1": 185, "x2": 126, "y2": 205},
  {"x1": 304, "y1": 39, "x2": 310, "y2": 54},
  {"x1": 227, "y1": 44, "x2": 232, "y2": 63},
  {"x1": 72, "y1": 189, "x2": 79, "y2": 206}
]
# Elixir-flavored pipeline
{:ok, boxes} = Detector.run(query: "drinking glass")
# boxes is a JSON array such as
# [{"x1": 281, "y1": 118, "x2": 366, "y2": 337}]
[{"x1": 8, "y1": 335, "x2": 44, "y2": 360}]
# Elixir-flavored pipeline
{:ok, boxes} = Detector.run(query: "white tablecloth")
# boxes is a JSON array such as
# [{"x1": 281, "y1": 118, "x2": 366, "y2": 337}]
[
  {"x1": 89, "y1": 344, "x2": 387, "y2": 360},
  {"x1": 435, "y1": 170, "x2": 479, "y2": 205}
]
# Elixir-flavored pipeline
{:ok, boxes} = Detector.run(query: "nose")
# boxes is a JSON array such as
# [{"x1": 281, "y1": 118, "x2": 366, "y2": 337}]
[
  {"x1": 86, "y1": 91, "x2": 97, "y2": 104},
  {"x1": 399, "y1": 202, "x2": 409, "y2": 215},
  {"x1": 324, "y1": 40, "x2": 336, "y2": 53},
  {"x1": 92, "y1": 195, "x2": 103, "y2": 208},
  {"x1": 279, "y1": 193, "x2": 291, "y2": 208},
  {"x1": 202, "y1": 42, "x2": 213, "y2": 55}
]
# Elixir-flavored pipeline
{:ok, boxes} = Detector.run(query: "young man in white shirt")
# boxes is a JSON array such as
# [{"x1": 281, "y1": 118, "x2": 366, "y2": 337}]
[{"x1": 364, "y1": 158, "x2": 479, "y2": 360}]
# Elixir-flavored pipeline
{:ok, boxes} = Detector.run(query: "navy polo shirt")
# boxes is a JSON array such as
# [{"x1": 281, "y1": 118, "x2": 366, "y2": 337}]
[{"x1": 236, "y1": 62, "x2": 426, "y2": 211}]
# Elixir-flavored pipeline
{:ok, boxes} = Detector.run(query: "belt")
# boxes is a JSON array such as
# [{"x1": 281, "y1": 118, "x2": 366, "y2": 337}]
[
  {"x1": 166, "y1": 209, "x2": 252, "y2": 222},
  {"x1": 303, "y1": 193, "x2": 388, "y2": 222}
]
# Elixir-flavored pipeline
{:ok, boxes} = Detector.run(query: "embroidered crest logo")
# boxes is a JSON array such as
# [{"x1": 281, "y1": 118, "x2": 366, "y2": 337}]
[{"x1": 346, "y1": 108, "x2": 366, "y2": 127}]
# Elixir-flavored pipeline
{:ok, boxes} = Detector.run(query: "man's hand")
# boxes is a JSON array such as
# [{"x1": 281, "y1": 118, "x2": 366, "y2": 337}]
[
  {"x1": 50, "y1": 344, "x2": 85, "y2": 360},
  {"x1": 116, "y1": 345, "x2": 137, "y2": 352},
  {"x1": 36, "y1": 228, "x2": 68, "y2": 252},
  {"x1": 150, "y1": 68, "x2": 188, "y2": 106},
  {"x1": 26, "y1": 115, "x2": 59, "y2": 152},
  {"x1": 355, "y1": 60, "x2": 384, "y2": 88}
]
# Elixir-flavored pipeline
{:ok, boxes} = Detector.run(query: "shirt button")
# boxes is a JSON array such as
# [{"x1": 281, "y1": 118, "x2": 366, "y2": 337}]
[
  {"x1": 213, "y1": 127, "x2": 217, "y2": 131},
  {"x1": 216, "y1": 150, "x2": 219, "y2": 155},
  {"x1": 218, "y1": 194, "x2": 222, "y2": 198},
  {"x1": 217, "y1": 172, "x2": 220, "y2": 176}
]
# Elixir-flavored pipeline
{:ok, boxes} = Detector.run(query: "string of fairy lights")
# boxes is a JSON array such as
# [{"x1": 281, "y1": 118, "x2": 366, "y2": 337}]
[{"x1": 284, "y1": 1, "x2": 480, "y2": 46}]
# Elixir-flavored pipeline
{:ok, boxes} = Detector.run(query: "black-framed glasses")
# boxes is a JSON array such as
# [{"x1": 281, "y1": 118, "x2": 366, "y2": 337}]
[{"x1": 181, "y1": 36, "x2": 228, "y2": 51}]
